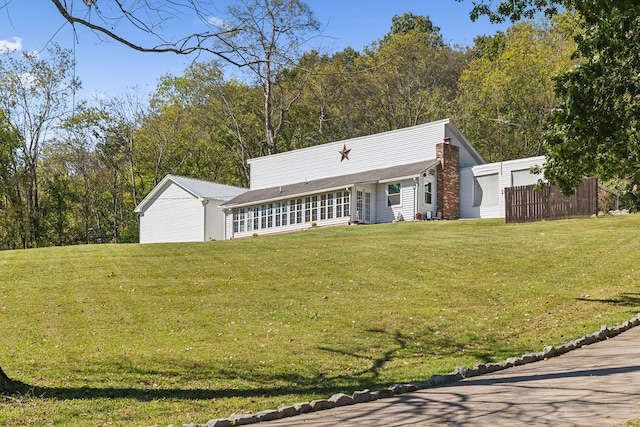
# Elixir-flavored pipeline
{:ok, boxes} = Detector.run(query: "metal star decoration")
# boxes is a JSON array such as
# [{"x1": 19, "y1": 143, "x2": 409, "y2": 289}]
[{"x1": 339, "y1": 144, "x2": 351, "y2": 162}]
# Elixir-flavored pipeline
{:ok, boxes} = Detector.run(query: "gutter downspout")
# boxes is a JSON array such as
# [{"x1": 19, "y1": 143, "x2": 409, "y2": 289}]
[
  {"x1": 200, "y1": 199, "x2": 209, "y2": 241},
  {"x1": 413, "y1": 177, "x2": 418, "y2": 220}
]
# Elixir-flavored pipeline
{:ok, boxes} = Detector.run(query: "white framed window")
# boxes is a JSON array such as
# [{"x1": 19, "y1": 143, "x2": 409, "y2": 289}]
[
  {"x1": 280, "y1": 201, "x2": 288, "y2": 226},
  {"x1": 424, "y1": 182, "x2": 432, "y2": 205},
  {"x1": 387, "y1": 183, "x2": 401, "y2": 206},
  {"x1": 320, "y1": 194, "x2": 327, "y2": 220},
  {"x1": 343, "y1": 191, "x2": 350, "y2": 216},
  {"x1": 233, "y1": 208, "x2": 246, "y2": 233},
  {"x1": 336, "y1": 191, "x2": 344, "y2": 218},
  {"x1": 311, "y1": 196, "x2": 318, "y2": 221}
]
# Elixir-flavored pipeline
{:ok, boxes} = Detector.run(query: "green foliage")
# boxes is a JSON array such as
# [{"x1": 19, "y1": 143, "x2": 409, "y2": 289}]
[
  {"x1": 454, "y1": 16, "x2": 578, "y2": 162},
  {"x1": 0, "y1": 44, "x2": 78, "y2": 248},
  {"x1": 0, "y1": 109, "x2": 22, "y2": 249},
  {"x1": 0, "y1": 216, "x2": 639, "y2": 425},
  {"x1": 387, "y1": 13, "x2": 444, "y2": 47},
  {"x1": 459, "y1": 0, "x2": 640, "y2": 204},
  {"x1": 456, "y1": 0, "x2": 561, "y2": 23},
  {"x1": 544, "y1": 2, "x2": 640, "y2": 199}
]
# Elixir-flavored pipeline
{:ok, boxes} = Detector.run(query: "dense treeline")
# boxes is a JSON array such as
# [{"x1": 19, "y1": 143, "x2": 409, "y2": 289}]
[{"x1": 0, "y1": 11, "x2": 578, "y2": 249}]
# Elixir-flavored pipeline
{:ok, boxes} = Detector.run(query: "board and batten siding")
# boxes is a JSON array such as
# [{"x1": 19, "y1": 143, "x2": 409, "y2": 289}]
[
  {"x1": 460, "y1": 156, "x2": 546, "y2": 219},
  {"x1": 139, "y1": 182, "x2": 204, "y2": 243},
  {"x1": 248, "y1": 119, "x2": 482, "y2": 190}
]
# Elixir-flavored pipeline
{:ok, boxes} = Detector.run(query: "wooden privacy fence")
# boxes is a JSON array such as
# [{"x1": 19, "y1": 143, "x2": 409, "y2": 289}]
[{"x1": 505, "y1": 177, "x2": 603, "y2": 223}]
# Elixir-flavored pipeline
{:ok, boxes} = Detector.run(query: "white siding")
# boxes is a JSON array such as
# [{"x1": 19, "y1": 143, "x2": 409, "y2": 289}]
[
  {"x1": 460, "y1": 156, "x2": 546, "y2": 219},
  {"x1": 376, "y1": 180, "x2": 417, "y2": 223},
  {"x1": 418, "y1": 172, "x2": 437, "y2": 216},
  {"x1": 248, "y1": 119, "x2": 483, "y2": 190},
  {"x1": 204, "y1": 200, "x2": 226, "y2": 241},
  {"x1": 139, "y1": 182, "x2": 204, "y2": 243},
  {"x1": 231, "y1": 217, "x2": 350, "y2": 239}
]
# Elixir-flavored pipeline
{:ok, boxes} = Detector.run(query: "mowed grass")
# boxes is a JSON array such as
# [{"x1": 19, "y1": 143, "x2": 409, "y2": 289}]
[{"x1": 1, "y1": 216, "x2": 640, "y2": 426}]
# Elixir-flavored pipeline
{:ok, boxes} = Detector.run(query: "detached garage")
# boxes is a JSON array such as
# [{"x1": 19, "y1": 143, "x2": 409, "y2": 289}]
[{"x1": 135, "y1": 175, "x2": 247, "y2": 243}]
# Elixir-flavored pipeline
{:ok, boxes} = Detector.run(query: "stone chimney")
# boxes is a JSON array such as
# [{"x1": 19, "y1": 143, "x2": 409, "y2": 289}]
[{"x1": 436, "y1": 138, "x2": 460, "y2": 220}]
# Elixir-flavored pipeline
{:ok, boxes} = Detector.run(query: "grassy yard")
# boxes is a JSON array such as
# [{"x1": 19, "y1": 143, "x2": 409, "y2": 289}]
[{"x1": 1, "y1": 215, "x2": 639, "y2": 426}]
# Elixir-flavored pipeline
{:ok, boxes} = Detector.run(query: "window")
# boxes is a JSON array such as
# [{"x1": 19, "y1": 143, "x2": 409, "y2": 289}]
[
  {"x1": 306, "y1": 197, "x2": 312, "y2": 221},
  {"x1": 311, "y1": 196, "x2": 318, "y2": 221},
  {"x1": 473, "y1": 174, "x2": 499, "y2": 207},
  {"x1": 320, "y1": 194, "x2": 327, "y2": 220},
  {"x1": 511, "y1": 169, "x2": 536, "y2": 187},
  {"x1": 387, "y1": 183, "x2": 401, "y2": 206},
  {"x1": 233, "y1": 209, "x2": 246, "y2": 233},
  {"x1": 336, "y1": 192, "x2": 343, "y2": 218},
  {"x1": 327, "y1": 194, "x2": 334, "y2": 219},
  {"x1": 290, "y1": 199, "x2": 297, "y2": 224},
  {"x1": 424, "y1": 182, "x2": 432, "y2": 205},
  {"x1": 267, "y1": 204, "x2": 273, "y2": 228},
  {"x1": 280, "y1": 201, "x2": 288, "y2": 226},
  {"x1": 275, "y1": 202, "x2": 282, "y2": 227},
  {"x1": 295, "y1": 198, "x2": 303, "y2": 224},
  {"x1": 343, "y1": 191, "x2": 350, "y2": 216},
  {"x1": 364, "y1": 191, "x2": 371, "y2": 222},
  {"x1": 260, "y1": 205, "x2": 268, "y2": 229},
  {"x1": 248, "y1": 206, "x2": 259, "y2": 231}
]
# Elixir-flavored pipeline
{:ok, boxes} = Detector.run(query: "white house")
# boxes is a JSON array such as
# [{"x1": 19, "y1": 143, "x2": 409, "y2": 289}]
[
  {"x1": 135, "y1": 174, "x2": 247, "y2": 243},
  {"x1": 219, "y1": 119, "x2": 545, "y2": 239},
  {"x1": 460, "y1": 155, "x2": 546, "y2": 219}
]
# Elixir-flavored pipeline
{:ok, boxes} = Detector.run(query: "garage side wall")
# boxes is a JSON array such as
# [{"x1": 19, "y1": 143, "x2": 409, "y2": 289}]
[
  {"x1": 204, "y1": 200, "x2": 226, "y2": 241},
  {"x1": 139, "y1": 182, "x2": 205, "y2": 243}
]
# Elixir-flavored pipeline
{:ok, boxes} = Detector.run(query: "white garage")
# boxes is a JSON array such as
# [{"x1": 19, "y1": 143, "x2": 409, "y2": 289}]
[{"x1": 135, "y1": 175, "x2": 247, "y2": 243}]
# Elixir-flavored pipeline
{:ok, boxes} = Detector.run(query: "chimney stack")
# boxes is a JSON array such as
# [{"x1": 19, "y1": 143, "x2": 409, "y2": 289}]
[{"x1": 436, "y1": 139, "x2": 460, "y2": 220}]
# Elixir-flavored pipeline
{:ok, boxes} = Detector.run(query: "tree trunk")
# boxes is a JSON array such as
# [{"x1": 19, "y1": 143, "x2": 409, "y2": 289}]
[{"x1": 0, "y1": 365, "x2": 15, "y2": 394}]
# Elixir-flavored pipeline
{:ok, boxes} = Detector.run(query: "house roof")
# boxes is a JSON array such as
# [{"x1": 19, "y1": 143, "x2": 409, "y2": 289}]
[
  {"x1": 221, "y1": 160, "x2": 439, "y2": 209},
  {"x1": 135, "y1": 175, "x2": 247, "y2": 213}
]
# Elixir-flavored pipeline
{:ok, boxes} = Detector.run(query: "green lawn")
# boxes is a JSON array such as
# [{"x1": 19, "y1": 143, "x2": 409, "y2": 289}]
[{"x1": 1, "y1": 215, "x2": 639, "y2": 426}]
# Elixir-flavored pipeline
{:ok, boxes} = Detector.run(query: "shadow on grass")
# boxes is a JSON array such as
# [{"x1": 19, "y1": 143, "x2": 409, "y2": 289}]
[
  {"x1": 9, "y1": 375, "x2": 364, "y2": 403},
  {"x1": 6, "y1": 329, "x2": 531, "y2": 402},
  {"x1": 576, "y1": 292, "x2": 640, "y2": 307}
]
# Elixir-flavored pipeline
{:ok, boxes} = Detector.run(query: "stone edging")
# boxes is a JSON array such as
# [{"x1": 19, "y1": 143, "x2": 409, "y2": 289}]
[{"x1": 159, "y1": 313, "x2": 640, "y2": 427}]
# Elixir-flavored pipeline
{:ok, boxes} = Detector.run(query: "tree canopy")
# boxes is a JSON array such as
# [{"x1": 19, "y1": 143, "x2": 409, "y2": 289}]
[{"x1": 460, "y1": 0, "x2": 640, "y2": 203}]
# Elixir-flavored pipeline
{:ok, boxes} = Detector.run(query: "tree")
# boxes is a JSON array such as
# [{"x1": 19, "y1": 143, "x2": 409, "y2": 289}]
[
  {"x1": 0, "y1": 109, "x2": 22, "y2": 250},
  {"x1": 544, "y1": 1, "x2": 640, "y2": 197},
  {"x1": 454, "y1": 17, "x2": 578, "y2": 162},
  {"x1": 459, "y1": 0, "x2": 640, "y2": 203},
  {"x1": 140, "y1": 61, "x2": 264, "y2": 185},
  {"x1": 213, "y1": 0, "x2": 321, "y2": 154},
  {"x1": 43, "y1": 0, "x2": 252, "y2": 67},
  {"x1": 0, "y1": 365, "x2": 14, "y2": 394},
  {"x1": 457, "y1": 0, "x2": 561, "y2": 23},
  {"x1": 362, "y1": 14, "x2": 465, "y2": 132},
  {"x1": 0, "y1": 44, "x2": 79, "y2": 248}
]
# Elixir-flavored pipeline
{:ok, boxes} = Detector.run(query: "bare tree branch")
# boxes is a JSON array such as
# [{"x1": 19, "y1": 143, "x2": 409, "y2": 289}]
[{"x1": 49, "y1": 0, "x2": 256, "y2": 68}]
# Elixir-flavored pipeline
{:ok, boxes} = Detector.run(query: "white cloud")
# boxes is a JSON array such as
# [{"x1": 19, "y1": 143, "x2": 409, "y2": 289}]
[
  {"x1": 206, "y1": 16, "x2": 226, "y2": 29},
  {"x1": 0, "y1": 37, "x2": 23, "y2": 53}
]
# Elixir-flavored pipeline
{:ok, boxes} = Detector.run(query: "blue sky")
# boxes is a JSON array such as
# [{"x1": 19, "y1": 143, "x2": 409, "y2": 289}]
[{"x1": 0, "y1": 1, "x2": 510, "y2": 100}]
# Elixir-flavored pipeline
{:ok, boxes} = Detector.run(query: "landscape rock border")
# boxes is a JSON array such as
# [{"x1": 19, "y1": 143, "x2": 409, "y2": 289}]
[{"x1": 158, "y1": 313, "x2": 640, "y2": 427}]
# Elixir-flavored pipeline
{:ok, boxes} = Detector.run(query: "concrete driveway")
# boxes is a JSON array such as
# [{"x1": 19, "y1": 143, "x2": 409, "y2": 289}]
[{"x1": 264, "y1": 325, "x2": 640, "y2": 426}]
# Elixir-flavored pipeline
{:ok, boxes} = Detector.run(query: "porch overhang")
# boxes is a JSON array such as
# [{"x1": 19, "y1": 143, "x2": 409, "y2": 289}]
[{"x1": 221, "y1": 160, "x2": 439, "y2": 209}]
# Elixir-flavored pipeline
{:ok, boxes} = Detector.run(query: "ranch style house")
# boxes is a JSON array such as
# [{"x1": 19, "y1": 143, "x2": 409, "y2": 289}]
[{"x1": 135, "y1": 119, "x2": 545, "y2": 243}]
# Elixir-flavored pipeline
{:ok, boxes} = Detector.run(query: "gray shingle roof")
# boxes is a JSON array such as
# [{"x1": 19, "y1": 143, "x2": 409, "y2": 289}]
[
  {"x1": 222, "y1": 160, "x2": 438, "y2": 208},
  {"x1": 135, "y1": 175, "x2": 248, "y2": 213},
  {"x1": 167, "y1": 175, "x2": 247, "y2": 201}
]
